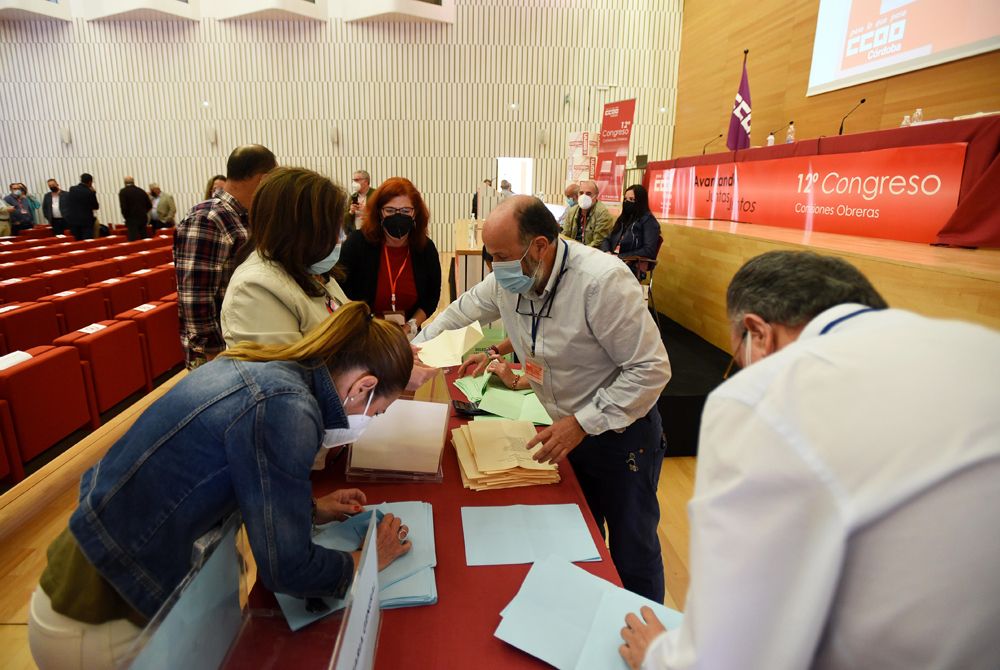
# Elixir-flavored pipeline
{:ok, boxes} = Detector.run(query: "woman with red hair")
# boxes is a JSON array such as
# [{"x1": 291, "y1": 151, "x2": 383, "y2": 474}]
[{"x1": 335, "y1": 177, "x2": 441, "y2": 337}]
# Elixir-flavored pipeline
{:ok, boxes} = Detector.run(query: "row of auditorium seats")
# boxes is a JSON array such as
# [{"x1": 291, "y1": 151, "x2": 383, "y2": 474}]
[{"x1": 0, "y1": 229, "x2": 183, "y2": 485}]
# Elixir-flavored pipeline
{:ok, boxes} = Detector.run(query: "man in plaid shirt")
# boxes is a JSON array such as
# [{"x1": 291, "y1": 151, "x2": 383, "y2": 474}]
[{"x1": 174, "y1": 145, "x2": 277, "y2": 368}]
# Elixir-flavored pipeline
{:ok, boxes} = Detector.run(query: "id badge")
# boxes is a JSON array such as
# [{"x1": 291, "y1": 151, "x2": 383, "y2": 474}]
[
  {"x1": 524, "y1": 357, "x2": 545, "y2": 385},
  {"x1": 613, "y1": 244, "x2": 621, "y2": 255},
  {"x1": 382, "y1": 311, "x2": 406, "y2": 326}
]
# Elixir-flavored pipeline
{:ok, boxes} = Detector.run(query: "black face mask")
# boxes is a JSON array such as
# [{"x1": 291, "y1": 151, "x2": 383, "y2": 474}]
[
  {"x1": 383, "y1": 213, "x2": 414, "y2": 240},
  {"x1": 50, "y1": 185, "x2": 59, "y2": 192},
  {"x1": 621, "y1": 201, "x2": 636, "y2": 216}
]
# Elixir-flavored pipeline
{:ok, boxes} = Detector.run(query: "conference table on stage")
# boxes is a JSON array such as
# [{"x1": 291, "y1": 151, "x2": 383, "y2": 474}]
[
  {"x1": 644, "y1": 115, "x2": 1000, "y2": 248},
  {"x1": 222, "y1": 371, "x2": 623, "y2": 669}
]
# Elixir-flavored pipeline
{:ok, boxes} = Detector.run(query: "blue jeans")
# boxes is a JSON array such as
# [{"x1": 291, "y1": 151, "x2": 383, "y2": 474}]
[{"x1": 569, "y1": 406, "x2": 665, "y2": 602}]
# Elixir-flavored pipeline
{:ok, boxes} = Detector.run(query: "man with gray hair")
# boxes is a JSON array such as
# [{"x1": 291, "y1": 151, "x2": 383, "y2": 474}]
[
  {"x1": 415, "y1": 195, "x2": 671, "y2": 602},
  {"x1": 118, "y1": 176, "x2": 151, "y2": 241},
  {"x1": 620, "y1": 251, "x2": 1000, "y2": 669},
  {"x1": 561, "y1": 179, "x2": 612, "y2": 248},
  {"x1": 346, "y1": 169, "x2": 372, "y2": 234},
  {"x1": 148, "y1": 182, "x2": 177, "y2": 230}
]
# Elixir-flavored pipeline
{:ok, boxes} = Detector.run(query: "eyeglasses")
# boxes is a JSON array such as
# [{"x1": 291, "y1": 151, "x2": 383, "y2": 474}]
[
  {"x1": 381, "y1": 206, "x2": 415, "y2": 217},
  {"x1": 722, "y1": 330, "x2": 747, "y2": 380}
]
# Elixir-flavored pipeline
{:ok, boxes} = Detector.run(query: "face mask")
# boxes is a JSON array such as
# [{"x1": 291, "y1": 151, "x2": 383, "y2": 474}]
[
  {"x1": 350, "y1": 181, "x2": 360, "y2": 194},
  {"x1": 12, "y1": 190, "x2": 23, "y2": 197},
  {"x1": 383, "y1": 213, "x2": 414, "y2": 240},
  {"x1": 309, "y1": 243, "x2": 341, "y2": 275},
  {"x1": 492, "y1": 243, "x2": 539, "y2": 294},
  {"x1": 322, "y1": 390, "x2": 374, "y2": 448},
  {"x1": 49, "y1": 186, "x2": 59, "y2": 193},
  {"x1": 578, "y1": 194, "x2": 594, "y2": 210},
  {"x1": 622, "y1": 201, "x2": 636, "y2": 216},
  {"x1": 566, "y1": 197, "x2": 576, "y2": 207}
]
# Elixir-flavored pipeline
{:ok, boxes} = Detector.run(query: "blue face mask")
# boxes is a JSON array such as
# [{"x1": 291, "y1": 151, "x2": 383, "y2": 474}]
[
  {"x1": 492, "y1": 243, "x2": 537, "y2": 294},
  {"x1": 309, "y1": 244, "x2": 341, "y2": 275},
  {"x1": 566, "y1": 197, "x2": 576, "y2": 207}
]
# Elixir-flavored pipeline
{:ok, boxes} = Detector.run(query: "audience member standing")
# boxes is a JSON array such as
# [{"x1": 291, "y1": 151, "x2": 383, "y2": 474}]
[
  {"x1": 499, "y1": 180, "x2": 514, "y2": 198},
  {"x1": 471, "y1": 178, "x2": 492, "y2": 218},
  {"x1": 42, "y1": 179, "x2": 67, "y2": 235},
  {"x1": 204, "y1": 174, "x2": 226, "y2": 200},
  {"x1": 4, "y1": 183, "x2": 33, "y2": 234},
  {"x1": 345, "y1": 169, "x2": 373, "y2": 235},
  {"x1": 561, "y1": 179, "x2": 613, "y2": 248},
  {"x1": 148, "y1": 183, "x2": 176, "y2": 230},
  {"x1": 175, "y1": 145, "x2": 277, "y2": 369},
  {"x1": 62, "y1": 173, "x2": 100, "y2": 241},
  {"x1": 118, "y1": 177, "x2": 152, "y2": 241},
  {"x1": 335, "y1": 177, "x2": 441, "y2": 338}
]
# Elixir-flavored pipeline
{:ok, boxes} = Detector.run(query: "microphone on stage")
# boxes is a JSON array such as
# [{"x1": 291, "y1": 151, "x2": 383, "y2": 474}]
[
  {"x1": 838, "y1": 98, "x2": 866, "y2": 136},
  {"x1": 702, "y1": 133, "x2": 723, "y2": 155}
]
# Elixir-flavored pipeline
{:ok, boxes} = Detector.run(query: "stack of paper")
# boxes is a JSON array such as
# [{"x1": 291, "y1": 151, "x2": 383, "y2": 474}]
[
  {"x1": 348, "y1": 399, "x2": 449, "y2": 476},
  {"x1": 451, "y1": 420, "x2": 560, "y2": 491},
  {"x1": 495, "y1": 556, "x2": 684, "y2": 670},
  {"x1": 415, "y1": 321, "x2": 483, "y2": 368},
  {"x1": 453, "y1": 372, "x2": 552, "y2": 425},
  {"x1": 275, "y1": 501, "x2": 437, "y2": 631},
  {"x1": 461, "y1": 504, "x2": 600, "y2": 566}
]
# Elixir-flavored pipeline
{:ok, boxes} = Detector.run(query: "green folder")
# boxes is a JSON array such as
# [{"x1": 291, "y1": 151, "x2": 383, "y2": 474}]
[{"x1": 478, "y1": 387, "x2": 553, "y2": 425}]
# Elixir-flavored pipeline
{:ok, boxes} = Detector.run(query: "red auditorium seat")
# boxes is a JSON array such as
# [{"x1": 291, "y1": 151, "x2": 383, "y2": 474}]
[
  {"x1": 54, "y1": 320, "x2": 151, "y2": 412},
  {"x1": 116, "y1": 302, "x2": 184, "y2": 379},
  {"x1": 160, "y1": 292, "x2": 178, "y2": 302},
  {"x1": 48, "y1": 241, "x2": 90, "y2": 254},
  {"x1": 129, "y1": 267, "x2": 176, "y2": 301},
  {"x1": 33, "y1": 268, "x2": 88, "y2": 294},
  {"x1": 0, "y1": 302, "x2": 61, "y2": 354},
  {"x1": 136, "y1": 248, "x2": 173, "y2": 266},
  {"x1": 62, "y1": 249, "x2": 105, "y2": 266},
  {"x1": 75, "y1": 260, "x2": 121, "y2": 284},
  {"x1": 0, "y1": 260, "x2": 41, "y2": 280},
  {"x1": 32, "y1": 255, "x2": 76, "y2": 272},
  {"x1": 0, "y1": 345, "x2": 99, "y2": 480},
  {"x1": 39, "y1": 288, "x2": 109, "y2": 333},
  {"x1": 0, "y1": 250, "x2": 35, "y2": 263},
  {"x1": 114, "y1": 241, "x2": 149, "y2": 255},
  {"x1": 19, "y1": 228, "x2": 53, "y2": 240},
  {"x1": 0, "y1": 277, "x2": 50, "y2": 303},
  {"x1": 0, "y1": 424, "x2": 13, "y2": 483},
  {"x1": 109, "y1": 253, "x2": 149, "y2": 275},
  {"x1": 87, "y1": 276, "x2": 146, "y2": 316}
]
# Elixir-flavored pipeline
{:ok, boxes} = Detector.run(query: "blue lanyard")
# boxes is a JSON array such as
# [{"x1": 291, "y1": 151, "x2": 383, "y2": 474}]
[
  {"x1": 819, "y1": 307, "x2": 875, "y2": 335},
  {"x1": 519, "y1": 240, "x2": 570, "y2": 357}
]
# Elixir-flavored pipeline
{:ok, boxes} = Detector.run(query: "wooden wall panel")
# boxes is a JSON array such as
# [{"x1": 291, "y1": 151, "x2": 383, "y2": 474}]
[
  {"x1": 671, "y1": 1, "x2": 1000, "y2": 157},
  {"x1": 0, "y1": 0, "x2": 684, "y2": 252},
  {"x1": 652, "y1": 221, "x2": 1000, "y2": 351}
]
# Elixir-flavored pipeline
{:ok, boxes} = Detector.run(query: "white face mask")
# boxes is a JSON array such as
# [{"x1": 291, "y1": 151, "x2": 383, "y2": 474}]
[
  {"x1": 578, "y1": 194, "x2": 594, "y2": 210},
  {"x1": 322, "y1": 390, "x2": 374, "y2": 448},
  {"x1": 743, "y1": 330, "x2": 752, "y2": 367},
  {"x1": 350, "y1": 181, "x2": 361, "y2": 194}
]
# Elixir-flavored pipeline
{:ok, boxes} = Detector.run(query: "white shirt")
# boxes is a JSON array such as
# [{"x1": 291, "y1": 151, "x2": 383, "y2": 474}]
[
  {"x1": 646, "y1": 305, "x2": 1000, "y2": 670},
  {"x1": 415, "y1": 239, "x2": 670, "y2": 434},
  {"x1": 51, "y1": 192, "x2": 62, "y2": 219}
]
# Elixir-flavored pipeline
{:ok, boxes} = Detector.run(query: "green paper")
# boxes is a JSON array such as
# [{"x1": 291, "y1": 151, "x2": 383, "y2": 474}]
[{"x1": 478, "y1": 387, "x2": 553, "y2": 425}]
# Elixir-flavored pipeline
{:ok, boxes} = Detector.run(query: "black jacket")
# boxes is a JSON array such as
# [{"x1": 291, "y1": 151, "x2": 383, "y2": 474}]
[
  {"x1": 335, "y1": 230, "x2": 441, "y2": 319},
  {"x1": 61, "y1": 183, "x2": 100, "y2": 227},
  {"x1": 600, "y1": 211, "x2": 661, "y2": 259},
  {"x1": 42, "y1": 191, "x2": 64, "y2": 223},
  {"x1": 119, "y1": 184, "x2": 152, "y2": 222}
]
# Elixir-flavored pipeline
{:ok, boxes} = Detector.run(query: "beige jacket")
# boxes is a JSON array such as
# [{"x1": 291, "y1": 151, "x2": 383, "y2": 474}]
[
  {"x1": 221, "y1": 250, "x2": 349, "y2": 347},
  {"x1": 155, "y1": 193, "x2": 177, "y2": 225}
]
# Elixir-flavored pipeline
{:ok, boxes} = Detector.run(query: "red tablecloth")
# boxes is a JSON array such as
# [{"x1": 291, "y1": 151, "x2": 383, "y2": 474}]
[
  {"x1": 645, "y1": 116, "x2": 1000, "y2": 247},
  {"x1": 223, "y1": 378, "x2": 621, "y2": 669}
]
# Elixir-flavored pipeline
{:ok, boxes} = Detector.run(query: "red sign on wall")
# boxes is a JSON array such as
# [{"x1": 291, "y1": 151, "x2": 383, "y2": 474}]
[
  {"x1": 645, "y1": 143, "x2": 967, "y2": 244},
  {"x1": 595, "y1": 99, "x2": 636, "y2": 204}
]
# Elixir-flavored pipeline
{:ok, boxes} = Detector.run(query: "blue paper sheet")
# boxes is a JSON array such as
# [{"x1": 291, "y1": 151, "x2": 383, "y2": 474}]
[
  {"x1": 461, "y1": 504, "x2": 600, "y2": 566},
  {"x1": 494, "y1": 556, "x2": 683, "y2": 670},
  {"x1": 276, "y1": 502, "x2": 438, "y2": 631}
]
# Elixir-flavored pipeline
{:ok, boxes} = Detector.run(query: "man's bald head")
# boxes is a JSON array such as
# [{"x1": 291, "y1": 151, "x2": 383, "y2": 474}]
[
  {"x1": 124, "y1": 176, "x2": 135, "y2": 185},
  {"x1": 578, "y1": 180, "x2": 599, "y2": 199},
  {"x1": 484, "y1": 195, "x2": 559, "y2": 248}
]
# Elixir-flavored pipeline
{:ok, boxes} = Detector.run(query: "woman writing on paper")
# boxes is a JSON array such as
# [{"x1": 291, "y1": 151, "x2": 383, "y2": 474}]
[{"x1": 29, "y1": 302, "x2": 413, "y2": 670}]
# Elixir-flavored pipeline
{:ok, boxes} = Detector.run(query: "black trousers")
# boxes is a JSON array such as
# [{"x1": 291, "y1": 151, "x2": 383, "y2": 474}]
[
  {"x1": 568, "y1": 406, "x2": 666, "y2": 602},
  {"x1": 68, "y1": 220, "x2": 94, "y2": 240},
  {"x1": 124, "y1": 217, "x2": 149, "y2": 241},
  {"x1": 50, "y1": 218, "x2": 67, "y2": 235}
]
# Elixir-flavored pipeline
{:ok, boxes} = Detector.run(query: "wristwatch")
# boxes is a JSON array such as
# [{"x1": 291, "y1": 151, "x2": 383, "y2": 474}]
[{"x1": 486, "y1": 345, "x2": 501, "y2": 357}]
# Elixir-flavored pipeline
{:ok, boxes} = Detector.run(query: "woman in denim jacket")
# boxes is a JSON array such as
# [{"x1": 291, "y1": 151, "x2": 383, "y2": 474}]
[{"x1": 29, "y1": 301, "x2": 414, "y2": 670}]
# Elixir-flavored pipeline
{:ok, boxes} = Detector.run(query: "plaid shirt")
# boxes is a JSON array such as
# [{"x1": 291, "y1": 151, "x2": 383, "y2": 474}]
[{"x1": 174, "y1": 191, "x2": 249, "y2": 365}]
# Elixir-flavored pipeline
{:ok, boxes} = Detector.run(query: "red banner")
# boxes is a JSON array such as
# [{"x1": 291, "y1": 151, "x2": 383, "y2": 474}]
[
  {"x1": 595, "y1": 99, "x2": 636, "y2": 204},
  {"x1": 646, "y1": 143, "x2": 967, "y2": 244}
]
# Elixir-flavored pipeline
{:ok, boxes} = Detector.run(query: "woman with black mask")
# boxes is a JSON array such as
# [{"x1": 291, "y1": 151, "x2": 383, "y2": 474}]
[
  {"x1": 335, "y1": 177, "x2": 441, "y2": 338},
  {"x1": 600, "y1": 184, "x2": 661, "y2": 261}
]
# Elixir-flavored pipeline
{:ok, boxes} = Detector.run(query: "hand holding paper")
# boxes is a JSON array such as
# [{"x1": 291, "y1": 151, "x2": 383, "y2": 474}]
[{"x1": 415, "y1": 321, "x2": 484, "y2": 368}]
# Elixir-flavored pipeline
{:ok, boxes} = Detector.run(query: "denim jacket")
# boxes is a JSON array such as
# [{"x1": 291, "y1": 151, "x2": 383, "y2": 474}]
[{"x1": 69, "y1": 357, "x2": 354, "y2": 620}]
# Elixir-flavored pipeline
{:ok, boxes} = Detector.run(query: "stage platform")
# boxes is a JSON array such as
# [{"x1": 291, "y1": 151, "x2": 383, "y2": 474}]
[{"x1": 652, "y1": 217, "x2": 1000, "y2": 351}]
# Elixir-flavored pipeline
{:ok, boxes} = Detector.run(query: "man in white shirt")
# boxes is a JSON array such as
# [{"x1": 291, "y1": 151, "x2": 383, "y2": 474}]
[
  {"x1": 415, "y1": 195, "x2": 672, "y2": 601},
  {"x1": 620, "y1": 251, "x2": 1000, "y2": 670}
]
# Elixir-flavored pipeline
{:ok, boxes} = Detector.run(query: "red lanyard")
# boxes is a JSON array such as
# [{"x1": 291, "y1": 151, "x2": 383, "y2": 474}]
[{"x1": 384, "y1": 244, "x2": 410, "y2": 311}]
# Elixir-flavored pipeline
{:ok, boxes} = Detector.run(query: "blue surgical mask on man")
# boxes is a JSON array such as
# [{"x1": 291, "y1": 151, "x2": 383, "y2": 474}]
[
  {"x1": 309, "y1": 243, "x2": 341, "y2": 275},
  {"x1": 566, "y1": 197, "x2": 576, "y2": 207},
  {"x1": 492, "y1": 243, "x2": 538, "y2": 294}
]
